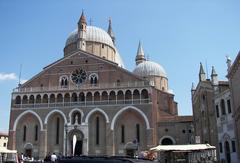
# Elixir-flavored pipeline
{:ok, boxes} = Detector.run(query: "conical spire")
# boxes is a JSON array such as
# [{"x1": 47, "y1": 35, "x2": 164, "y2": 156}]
[
  {"x1": 199, "y1": 62, "x2": 205, "y2": 74},
  {"x1": 211, "y1": 66, "x2": 218, "y2": 86},
  {"x1": 77, "y1": 10, "x2": 87, "y2": 51},
  {"x1": 137, "y1": 41, "x2": 145, "y2": 57},
  {"x1": 191, "y1": 82, "x2": 196, "y2": 96},
  {"x1": 199, "y1": 62, "x2": 206, "y2": 81},
  {"x1": 211, "y1": 66, "x2": 217, "y2": 76},
  {"x1": 107, "y1": 18, "x2": 115, "y2": 44},
  {"x1": 135, "y1": 41, "x2": 146, "y2": 65},
  {"x1": 78, "y1": 11, "x2": 87, "y2": 25}
]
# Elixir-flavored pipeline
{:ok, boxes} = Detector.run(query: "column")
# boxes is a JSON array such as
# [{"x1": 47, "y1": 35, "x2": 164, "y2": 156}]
[
  {"x1": 106, "y1": 126, "x2": 114, "y2": 156},
  {"x1": 39, "y1": 129, "x2": 47, "y2": 159},
  {"x1": 8, "y1": 130, "x2": 16, "y2": 150}
]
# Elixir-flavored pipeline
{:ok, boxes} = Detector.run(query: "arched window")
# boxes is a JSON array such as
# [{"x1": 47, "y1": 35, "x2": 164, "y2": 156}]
[
  {"x1": 121, "y1": 125, "x2": 125, "y2": 143},
  {"x1": 29, "y1": 95, "x2": 34, "y2": 104},
  {"x1": 60, "y1": 76, "x2": 68, "y2": 88},
  {"x1": 35, "y1": 125, "x2": 38, "y2": 141},
  {"x1": 57, "y1": 94, "x2": 63, "y2": 103},
  {"x1": 15, "y1": 96, "x2": 21, "y2": 104},
  {"x1": 71, "y1": 93, "x2": 78, "y2": 102},
  {"x1": 102, "y1": 91, "x2": 108, "y2": 102},
  {"x1": 94, "y1": 92, "x2": 100, "y2": 103},
  {"x1": 125, "y1": 90, "x2": 132, "y2": 104},
  {"x1": 136, "y1": 124, "x2": 140, "y2": 143},
  {"x1": 133, "y1": 89, "x2": 140, "y2": 104},
  {"x1": 141, "y1": 89, "x2": 149, "y2": 103},
  {"x1": 56, "y1": 117, "x2": 60, "y2": 145},
  {"x1": 64, "y1": 93, "x2": 70, "y2": 102},
  {"x1": 227, "y1": 99, "x2": 232, "y2": 113},
  {"x1": 23, "y1": 125, "x2": 27, "y2": 141},
  {"x1": 96, "y1": 116, "x2": 99, "y2": 145},
  {"x1": 221, "y1": 99, "x2": 226, "y2": 115},
  {"x1": 117, "y1": 90, "x2": 124, "y2": 104},
  {"x1": 109, "y1": 91, "x2": 116, "y2": 103},
  {"x1": 89, "y1": 73, "x2": 98, "y2": 85},
  {"x1": 36, "y1": 94, "x2": 41, "y2": 103},
  {"x1": 216, "y1": 105, "x2": 219, "y2": 118},
  {"x1": 42, "y1": 94, "x2": 48, "y2": 103},
  {"x1": 86, "y1": 92, "x2": 92, "y2": 102},
  {"x1": 22, "y1": 95, "x2": 28, "y2": 104},
  {"x1": 50, "y1": 94, "x2": 55, "y2": 103},
  {"x1": 79, "y1": 92, "x2": 85, "y2": 102}
]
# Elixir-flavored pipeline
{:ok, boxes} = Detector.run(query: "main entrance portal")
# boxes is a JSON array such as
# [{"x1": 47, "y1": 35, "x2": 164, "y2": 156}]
[
  {"x1": 71, "y1": 140, "x2": 83, "y2": 156},
  {"x1": 68, "y1": 129, "x2": 84, "y2": 156}
]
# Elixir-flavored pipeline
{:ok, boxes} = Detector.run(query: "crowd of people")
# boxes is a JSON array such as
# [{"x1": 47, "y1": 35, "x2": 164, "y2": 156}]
[{"x1": 17, "y1": 152, "x2": 63, "y2": 163}]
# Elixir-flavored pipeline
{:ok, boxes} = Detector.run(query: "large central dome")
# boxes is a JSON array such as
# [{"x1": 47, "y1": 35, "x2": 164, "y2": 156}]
[
  {"x1": 66, "y1": 26, "x2": 115, "y2": 49},
  {"x1": 64, "y1": 25, "x2": 124, "y2": 67}
]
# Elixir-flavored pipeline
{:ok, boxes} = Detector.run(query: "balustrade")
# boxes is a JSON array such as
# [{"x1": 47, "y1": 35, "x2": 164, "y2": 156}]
[{"x1": 12, "y1": 98, "x2": 151, "y2": 109}]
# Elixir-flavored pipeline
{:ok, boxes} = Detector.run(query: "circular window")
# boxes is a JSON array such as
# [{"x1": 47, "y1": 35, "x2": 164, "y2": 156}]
[{"x1": 71, "y1": 68, "x2": 87, "y2": 85}]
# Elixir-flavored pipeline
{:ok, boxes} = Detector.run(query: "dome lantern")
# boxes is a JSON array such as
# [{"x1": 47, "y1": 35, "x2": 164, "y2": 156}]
[{"x1": 135, "y1": 41, "x2": 146, "y2": 65}]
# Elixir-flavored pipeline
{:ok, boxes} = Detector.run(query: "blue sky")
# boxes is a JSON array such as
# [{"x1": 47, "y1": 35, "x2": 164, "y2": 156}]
[{"x1": 0, "y1": 0, "x2": 240, "y2": 132}]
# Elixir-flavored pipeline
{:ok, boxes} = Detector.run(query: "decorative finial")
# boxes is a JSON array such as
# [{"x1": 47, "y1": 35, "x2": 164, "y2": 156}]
[
  {"x1": 211, "y1": 66, "x2": 217, "y2": 76},
  {"x1": 79, "y1": 10, "x2": 87, "y2": 24},
  {"x1": 137, "y1": 41, "x2": 145, "y2": 57},
  {"x1": 191, "y1": 82, "x2": 195, "y2": 90},
  {"x1": 109, "y1": 17, "x2": 112, "y2": 25},
  {"x1": 226, "y1": 55, "x2": 232, "y2": 71},
  {"x1": 135, "y1": 41, "x2": 146, "y2": 65},
  {"x1": 199, "y1": 62, "x2": 205, "y2": 74},
  {"x1": 199, "y1": 62, "x2": 206, "y2": 82},
  {"x1": 107, "y1": 17, "x2": 115, "y2": 44}
]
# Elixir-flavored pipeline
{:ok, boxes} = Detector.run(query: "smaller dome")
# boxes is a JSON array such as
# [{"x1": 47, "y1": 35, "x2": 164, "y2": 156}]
[{"x1": 133, "y1": 61, "x2": 167, "y2": 78}]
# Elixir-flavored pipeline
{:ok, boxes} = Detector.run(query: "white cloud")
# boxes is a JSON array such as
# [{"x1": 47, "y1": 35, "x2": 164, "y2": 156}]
[
  {"x1": 0, "y1": 73, "x2": 17, "y2": 81},
  {"x1": 20, "y1": 79, "x2": 28, "y2": 84}
]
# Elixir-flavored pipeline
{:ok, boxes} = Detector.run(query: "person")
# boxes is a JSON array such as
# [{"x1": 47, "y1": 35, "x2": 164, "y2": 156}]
[{"x1": 51, "y1": 153, "x2": 57, "y2": 162}]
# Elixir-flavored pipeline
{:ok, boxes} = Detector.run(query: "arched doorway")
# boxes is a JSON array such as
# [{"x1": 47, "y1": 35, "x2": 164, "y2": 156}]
[
  {"x1": 161, "y1": 138, "x2": 173, "y2": 145},
  {"x1": 24, "y1": 143, "x2": 33, "y2": 158},
  {"x1": 125, "y1": 142, "x2": 138, "y2": 157},
  {"x1": 68, "y1": 129, "x2": 84, "y2": 156},
  {"x1": 159, "y1": 136, "x2": 175, "y2": 145},
  {"x1": 225, "y1": 141, "x2": 231, "y2": 163}
]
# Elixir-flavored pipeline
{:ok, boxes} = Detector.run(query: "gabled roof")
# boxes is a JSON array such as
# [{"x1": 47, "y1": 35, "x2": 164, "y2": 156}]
[{"x1": 18, "y1": 49, "x2": 143, "y2": 88}]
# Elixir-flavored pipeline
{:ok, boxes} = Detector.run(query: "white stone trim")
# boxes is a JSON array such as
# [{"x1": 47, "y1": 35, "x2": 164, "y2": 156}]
[
  {"x1": 110, "y1": 106, "x2": 150, "y2": 130},
  {"x1": 85, "y1": 108, "x2": 109, "y2": 124},
  {"x1": 159, "y1": 135, "x2": 176, "y2": 145},
  {"x1": 44, "y1": 109, "x2": 67, "y2": 124},
  {"x1": 13, "y1": 110, "x2": 43, "y2": 131}
]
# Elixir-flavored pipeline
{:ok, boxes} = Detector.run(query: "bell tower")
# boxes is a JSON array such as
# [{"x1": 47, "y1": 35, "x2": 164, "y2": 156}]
[{"x1": 77, "y1": 11, "x2": 87, "y2": 51}]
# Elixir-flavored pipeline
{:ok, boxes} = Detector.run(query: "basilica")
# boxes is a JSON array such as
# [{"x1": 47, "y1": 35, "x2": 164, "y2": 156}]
[{"x1": 8, "y1": 12, "x2": 193, "y2": 159}]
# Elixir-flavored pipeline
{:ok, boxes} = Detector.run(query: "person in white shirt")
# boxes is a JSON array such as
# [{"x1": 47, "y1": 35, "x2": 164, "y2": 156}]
[{"x1": 51, "y1": 153, "x2": 57, "y2": 162}]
